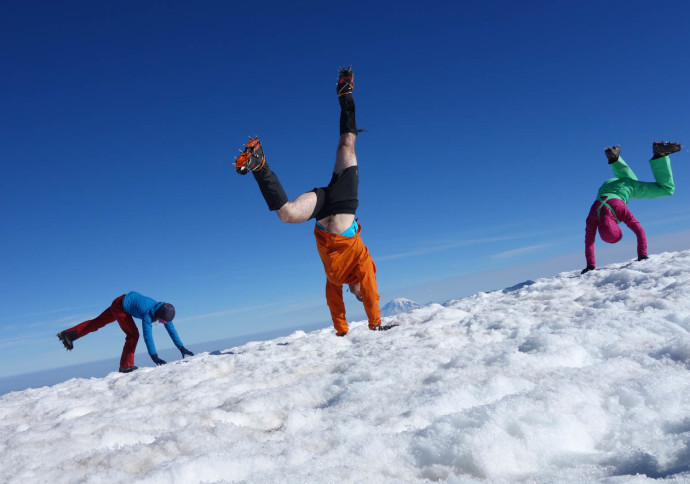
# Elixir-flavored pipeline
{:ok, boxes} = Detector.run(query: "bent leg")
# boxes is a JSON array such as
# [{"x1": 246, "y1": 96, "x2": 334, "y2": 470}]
[
  {"x1": 649, "y1": 155, "x2": 675, "y2": 195},
  {"x1": 252, "y1": 164, "x2": 321, "y2": 223},
  {"x1": 253, "y1": 166, "x2": 289, "y2": 211},
  {"x1": 276, "y1": 191, "x2": 319, "y2": 223},
  {"x1": 630, "y1": 155, "x2": 675, "y2": 199}
]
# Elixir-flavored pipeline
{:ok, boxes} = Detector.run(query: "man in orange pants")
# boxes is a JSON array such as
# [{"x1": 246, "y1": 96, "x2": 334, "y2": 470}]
[{"x1": 235, "y1": 67, "x2": 393, "y2": 336}]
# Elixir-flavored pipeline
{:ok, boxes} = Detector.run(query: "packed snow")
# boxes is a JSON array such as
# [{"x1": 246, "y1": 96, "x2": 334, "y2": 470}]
[{"x1": 2, "y1": 251, "x2": 690, "y2": 483}]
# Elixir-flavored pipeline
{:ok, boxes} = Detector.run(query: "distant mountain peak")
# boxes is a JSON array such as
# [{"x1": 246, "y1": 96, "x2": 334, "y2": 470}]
[{"x1": 381, "y1": 298, "x2": 421, "y2": 317}]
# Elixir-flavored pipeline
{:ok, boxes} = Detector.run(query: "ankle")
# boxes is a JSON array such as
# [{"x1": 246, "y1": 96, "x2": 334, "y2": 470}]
[{"x1": 338, "y1": 93, "x2": 355, "y2": 109}]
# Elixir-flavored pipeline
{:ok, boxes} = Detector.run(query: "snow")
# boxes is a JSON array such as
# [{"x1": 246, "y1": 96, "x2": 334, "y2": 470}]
[{"x1": 2, "y1": 251, "x2": 690, "y2": 483}]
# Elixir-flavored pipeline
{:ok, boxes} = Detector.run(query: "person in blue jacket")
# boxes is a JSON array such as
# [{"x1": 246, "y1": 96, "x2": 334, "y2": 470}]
[{"x1": 57, "y1": 291, "x2": 194, "y2": 373}]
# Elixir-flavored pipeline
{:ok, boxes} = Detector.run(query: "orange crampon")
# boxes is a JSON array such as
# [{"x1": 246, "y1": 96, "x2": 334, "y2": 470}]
[{"x1": 235, "y1": 138, "x2": 265, "y2": 174}]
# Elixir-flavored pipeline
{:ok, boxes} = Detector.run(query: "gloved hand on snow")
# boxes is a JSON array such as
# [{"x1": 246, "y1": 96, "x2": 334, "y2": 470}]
[
  {"x1": 581, "y1": 266, "x2": 595, "y2": 274},
  {"x1": 178, "y1": 346, "x2": 194, "y2": 358},
  {"x1": 151, "y1": 354, "x2": 167, "y2": 365}
]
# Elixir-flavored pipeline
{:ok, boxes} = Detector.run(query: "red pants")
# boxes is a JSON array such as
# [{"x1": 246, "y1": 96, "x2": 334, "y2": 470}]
[{"x1": 66, "y1": 295, "x2": 139, "y2": 368}]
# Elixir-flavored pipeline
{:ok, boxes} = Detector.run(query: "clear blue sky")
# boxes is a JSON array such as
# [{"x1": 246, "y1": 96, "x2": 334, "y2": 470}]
[{"x1": 2, "y1": 0, "x2": 689, "y2": 377}]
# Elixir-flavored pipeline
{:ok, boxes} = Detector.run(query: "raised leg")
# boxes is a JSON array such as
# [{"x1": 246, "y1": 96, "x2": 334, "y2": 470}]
[
  {"x1": 245, "y1": 67, "x2": 361, "y2": 227},
  {"x1": 67, "y1": 303, "x2": 117, "y2": 338},
  {"x1": 334, "y1": 132, "x2": 357, "y2": 174}
]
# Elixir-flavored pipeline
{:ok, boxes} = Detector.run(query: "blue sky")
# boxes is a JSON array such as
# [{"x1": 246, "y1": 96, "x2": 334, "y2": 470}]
[{"x1": 2, "y1": 0, "x2": 689, "y2": 378}]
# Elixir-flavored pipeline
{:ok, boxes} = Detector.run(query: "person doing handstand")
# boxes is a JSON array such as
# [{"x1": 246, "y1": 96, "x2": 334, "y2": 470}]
[
  {"x1": 582, "y1": 141, "x2": 681, "y2": 274},
  {"x1": 235, "y1": 67, "x2": 392, "y2": 336}
]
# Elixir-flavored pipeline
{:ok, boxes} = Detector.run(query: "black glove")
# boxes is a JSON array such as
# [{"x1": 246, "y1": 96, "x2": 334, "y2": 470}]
[
  {"x1": 151, "y1": 354, "x2": 167, "y2": 365},
  {"x1": 178, "y1": 346, "x2": 194, "y2": 358},
  {"x1": 637, "y1": 255, "x2": 649, "y2": 261},
  {"x1": 581, "y1": 265, "x2": 595, "y2": 274}
]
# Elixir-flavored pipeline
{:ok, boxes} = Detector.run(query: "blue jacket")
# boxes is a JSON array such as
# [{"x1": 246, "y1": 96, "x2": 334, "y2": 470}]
[{"x1": 123, "y1": 291, "x2": 184, "y2": 356}]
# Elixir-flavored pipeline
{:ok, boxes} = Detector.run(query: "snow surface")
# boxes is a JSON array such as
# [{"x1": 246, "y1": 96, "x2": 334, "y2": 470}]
[{"x1": 2, "y1": 251, "x2": 690, "y2": 483}]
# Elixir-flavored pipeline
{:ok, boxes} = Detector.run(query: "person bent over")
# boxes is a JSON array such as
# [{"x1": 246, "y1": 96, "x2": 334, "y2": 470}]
[
  {"x1": 57, "y1": 291, "x2": 194, "y2": 372},
  {"x1": 582, "y1": 141, "x2": 681, "y2": 274}
]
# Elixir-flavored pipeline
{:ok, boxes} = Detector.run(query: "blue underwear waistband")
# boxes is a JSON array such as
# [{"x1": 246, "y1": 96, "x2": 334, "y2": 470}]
[{"x1": 316, "y1": 219, "x2": 358, "y2": 237}]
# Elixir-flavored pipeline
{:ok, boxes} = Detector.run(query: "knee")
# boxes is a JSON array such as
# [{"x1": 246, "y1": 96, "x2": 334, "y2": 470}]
[
  {"x1": 276, "y1": 210, "x2": 291, "y2": 223},
  {"x1": 277, "y1": 205, "x2": 299, "y2": 223},
  {"x1": 658, "y1": 183, "x2": 675, "y2": 196}
]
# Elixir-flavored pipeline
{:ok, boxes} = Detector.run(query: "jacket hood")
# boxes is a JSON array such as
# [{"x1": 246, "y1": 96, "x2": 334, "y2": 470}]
[{"x1": 598, "y1": 209, "x2": 622, "y2": 243}]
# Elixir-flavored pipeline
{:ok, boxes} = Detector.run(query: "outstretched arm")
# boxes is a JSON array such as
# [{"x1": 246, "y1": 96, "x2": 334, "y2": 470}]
[
  {"x1": 164, "y1": 322, "x2": 194, "y2": 358},
  {"x1": 616, "y1": 204, "x2": 647, "y2": 260},
  {"x1": 141, "y1": 318, "x2": 157, "y2": 356},
  {"x1": 142, "y1": 318, "x2": 166, "y2": 364},
  {"x1": 164, "y1": 322, "x2": 184, "y2": 347},
  {"x1": 325, "y1": 281, "x2": 349, "y2": 335},
  {"x1": 584, "y1": 205, "x2": 598, "y2": 270},
  {"x1": 357, "y1": 257, "x2": 381, "y2": 329}
]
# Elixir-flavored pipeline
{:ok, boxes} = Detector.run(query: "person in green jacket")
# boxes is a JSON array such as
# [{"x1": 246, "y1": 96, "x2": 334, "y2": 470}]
[{"x1": 582, "y1": 141, "x2": 681, "y2": 274}]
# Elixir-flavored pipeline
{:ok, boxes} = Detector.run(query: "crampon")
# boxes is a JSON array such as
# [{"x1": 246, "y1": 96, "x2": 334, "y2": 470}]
[
  {"x1": 235, "y1": 138, "x2": 265, "y2": 175},
  {"x1": 337, "y1": 66, "x2": 354, "y2": 96}
]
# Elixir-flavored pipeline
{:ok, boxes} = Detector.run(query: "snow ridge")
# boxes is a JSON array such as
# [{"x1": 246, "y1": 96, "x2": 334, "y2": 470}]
[{"x1": 2, "y1": 251, "x2": 690, "y2": 482}]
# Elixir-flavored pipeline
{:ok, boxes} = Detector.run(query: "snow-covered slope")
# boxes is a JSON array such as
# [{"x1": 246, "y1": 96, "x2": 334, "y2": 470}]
[
  {"x1": 2, "y1": 251, "x2": 690, "y2": 483},
  {"x1": 381, "y1": 297, "x2": 421, "y2": 316}
]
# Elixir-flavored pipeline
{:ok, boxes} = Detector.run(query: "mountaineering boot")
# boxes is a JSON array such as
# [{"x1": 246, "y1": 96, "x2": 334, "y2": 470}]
[
  {"x1": 242, "y1": 138, "x2": 289, "y2": 211},
  {"x1": 337, "y1": 66, "x2": 354, "y2": 96},
  {"x1": 337, "y1": 66, "x2": 366, "y2": 135},
  {"x1": 604, "y1": 145, "x2": 621, "y2": 164},
  {"x1": 119, "y1": 366, "x2": 138, "y2": 373},
  {"x1": 652, "y1": 141, "x2": 682, "y2": 158},
  {"x1": 57, "y1": 330, "x2": 77, "y2": 351},
  {"x1": 337, "y1": 66, "x2": 362, "y2": 135},
  {"x1": 235, "y1": 138, "x2": 266, "y2": 175}
]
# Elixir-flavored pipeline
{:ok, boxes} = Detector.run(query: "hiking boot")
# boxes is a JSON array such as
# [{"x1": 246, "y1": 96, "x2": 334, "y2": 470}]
[
  {"x1": 604, "y1": 145, "x2": 621, "y2": 164},
  {"x1": 337, "y1": 66, "x2": 354, "y2": 96},
  {"x1": 57, "y1": 330, "x2": 77, "y2": 350},
  {"x1": 652, "y1": 141, "x2": 682, "y2": 158},
  {"x1": 235, "y1": 138, "x2": 266, "y2": 175},
  {"x1": 119, "y1": 366, "x2": 138, "y2": 373}
]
